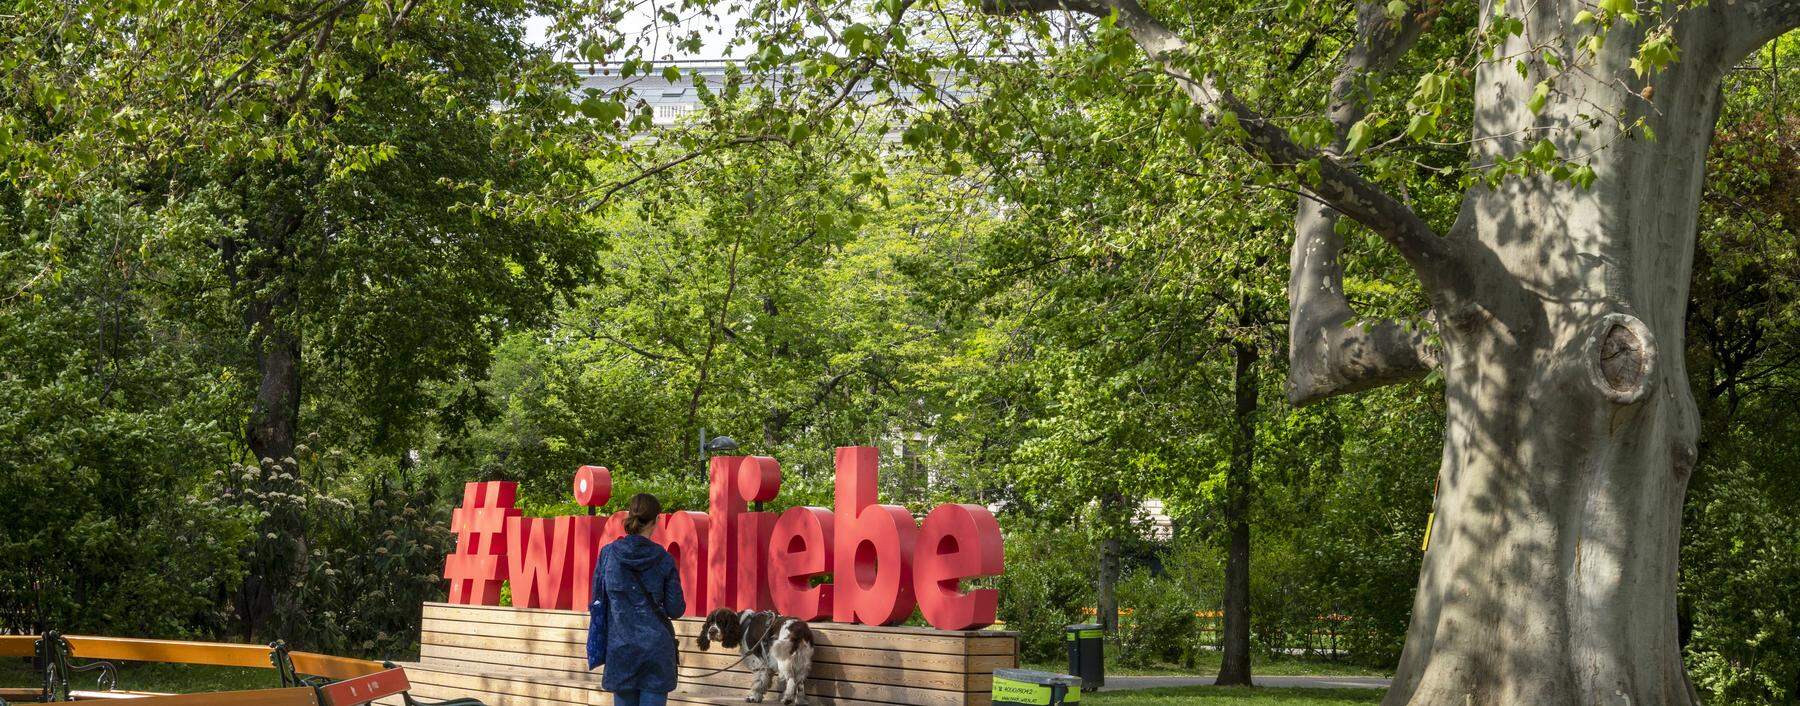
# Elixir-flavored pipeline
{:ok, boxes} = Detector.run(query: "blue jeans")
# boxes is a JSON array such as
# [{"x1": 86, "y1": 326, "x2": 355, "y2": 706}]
[{"x1": 612, "y1": 690, "x2": 669, "y2": 706}]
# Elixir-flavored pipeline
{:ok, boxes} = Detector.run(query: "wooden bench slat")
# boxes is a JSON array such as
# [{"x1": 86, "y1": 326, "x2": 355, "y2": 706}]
[
  {"x1": 289, "y1": 651, "x2": 386, "y2": 681},
  {"x1": 63, "y1": 636, "x2": 275, "y2": 670},
  {"x1": 69, "y1": 689, "x2": 176, "y2": 699},
  {"x1": 91, "y1": 687, "x2": 320, "y2": 706},
  {"x1": 422, "y1": 630, "x2": 1011, "y2": 674},
  {"x1": 392, "y1": 670, "x2": 980, "y2": 706},
  {"x1": 425, "y1": 603, "x2": 1005, "y2": 638},
  {"x1": 400, "y1": 661, "x2": 987, "y2": 706},
  {"x1": 0, "y1": 635, "x2": 36, "y2": 658},
  {"x1": 418, "y1": 643, "x2": 994, "y2": 692},
  {"x1": 422, "y1": 617, "x2": 1015, "y2": 657}
]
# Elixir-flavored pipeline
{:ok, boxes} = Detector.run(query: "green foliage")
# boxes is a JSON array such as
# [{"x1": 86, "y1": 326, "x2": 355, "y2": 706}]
[
  {"x1": 1114, "y1": 569, "x2": 1198, "y2": 668},
  {"x1": 0, "y1": 190, "x2": 248, "y2": 638},
  {"x1": 995, "y1": 528, "x2": 1093, "y2": 663},
  {"x1": 209, "y1": 444, "x2": 452, "y2": 658},
  {"x1": 1678, "y1": 37, "x2": 1800, "y2": 704}
]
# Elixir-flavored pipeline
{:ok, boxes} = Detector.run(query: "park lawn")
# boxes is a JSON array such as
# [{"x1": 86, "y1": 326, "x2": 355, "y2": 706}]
[
  {"x1": 1087, "y1": 686, "x2": 1383, "y2": 705},
  {"x1": 0, "y1": 657, "x2": 279, "y2": 694}
]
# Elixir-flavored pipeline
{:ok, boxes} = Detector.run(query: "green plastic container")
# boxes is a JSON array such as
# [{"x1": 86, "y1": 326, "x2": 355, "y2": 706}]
[{"x1": 991, "y1": 668, "x2": 1082, "y2": 706}]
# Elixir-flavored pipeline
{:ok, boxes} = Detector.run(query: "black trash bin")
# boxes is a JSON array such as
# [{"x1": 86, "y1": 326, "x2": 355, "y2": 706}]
[
  {"x1": 992, "y1": 668, "x2": 1082, "y2": 706},
  {"x1": 1064, "y1": 623, "x2": 1104, "y2": 691}
]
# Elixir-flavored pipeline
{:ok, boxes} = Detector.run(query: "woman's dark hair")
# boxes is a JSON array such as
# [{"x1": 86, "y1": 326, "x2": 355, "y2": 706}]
[{"x1": 623, "y1": 493, "x2": 662, "y2": 534}]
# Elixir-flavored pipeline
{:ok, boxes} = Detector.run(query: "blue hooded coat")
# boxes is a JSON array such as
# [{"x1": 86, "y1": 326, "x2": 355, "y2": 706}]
[{"x1": 586, "y1": 533, "x2": 685, "y2": 694}]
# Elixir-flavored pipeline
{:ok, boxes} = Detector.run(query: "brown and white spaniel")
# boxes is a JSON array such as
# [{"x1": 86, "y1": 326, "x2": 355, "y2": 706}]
[{"x1": 698, "y1": 608, "x2": 816, "y2": 705}]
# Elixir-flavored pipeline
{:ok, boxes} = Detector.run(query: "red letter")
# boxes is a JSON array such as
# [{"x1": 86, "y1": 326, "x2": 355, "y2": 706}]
[
  {"x1": 444, "y1": 481, "x2": 519, "y2": 605},
  {"x1": 568, "y1": 515, "x2": 606, "y2": 608},
  {"x1": 705, "y1": 455, "x2": 748, "y2": 613},
  {"x1": 914, "y1": 504, "x2": 1004, "y2": 630},
  {"x1": 833, "y1": 447, "x2": 918, "y2": 625},
  {"x1": 736, "y1": 511, "x2": 777, "y2": 611},
  {"x1": 506, "y1": 516, "x2": 578, "y2": 609},
  {"x1": 657, "y1": 511, "x2": 710, "y2": 617},
  {"x1": 599, "y1": 510, "x2": 629, "y2": 548},
  {"x1": 738, "y1": 455, "x2": 782, "y2": 504},
  {"x1": 734, "y1": 456, "x2": 783, "y2": 610},
  {"x1": 573, "y1": 466, "x2": 611, "y2": 507},
  {"x1": 768, "y1": 507, "x2": 834, "y2": 620}
]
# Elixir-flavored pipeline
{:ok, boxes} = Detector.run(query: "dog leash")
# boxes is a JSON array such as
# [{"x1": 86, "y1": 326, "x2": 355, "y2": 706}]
[{"x1": 676, "y1": 617, "x2": 780, "y2": 679}]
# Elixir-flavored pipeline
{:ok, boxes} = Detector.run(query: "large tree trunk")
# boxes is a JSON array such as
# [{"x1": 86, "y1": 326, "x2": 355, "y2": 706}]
[
  {"x1": 1216, "y1": 336, "x2": 1257, "y2": 686},
  {"x1": 1379, "y1": 9, "x2": 1775, "y2": 704}
]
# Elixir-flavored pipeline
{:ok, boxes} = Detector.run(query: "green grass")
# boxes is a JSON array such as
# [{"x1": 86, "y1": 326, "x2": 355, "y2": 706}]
[
  {"x1": 1027, "y1": 652, "x2": 1390, "y2": 678},
  {"x1": 1085, "y1": 685, "x2": 1383, "y2": 705},
  {"x1": 0, "y1": 657, "x2": 278, "y2": 694}
]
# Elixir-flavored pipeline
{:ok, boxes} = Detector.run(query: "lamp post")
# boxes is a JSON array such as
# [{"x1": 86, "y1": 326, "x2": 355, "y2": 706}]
[{"x1": 698, "y1": 427, "x2": 738, "y2": 480}]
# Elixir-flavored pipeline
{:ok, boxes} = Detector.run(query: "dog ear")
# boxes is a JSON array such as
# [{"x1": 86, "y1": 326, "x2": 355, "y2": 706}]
[
  {"x1": 697, "y1": 614, "x2": 714, "y2": 651},
  {"x1": 721, "y1": 613, "x2": 743, "y2": 648}
]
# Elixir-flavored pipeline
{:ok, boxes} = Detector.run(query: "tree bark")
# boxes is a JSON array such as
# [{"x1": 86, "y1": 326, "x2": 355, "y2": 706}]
[
  {"x1": 246, "y1": 292, "x2": 301, "y2": 463},
  {"x1": 1216, "y1": 335, "x2": 1257, "y2": 686},
  {"x1": 1096, "y1": 493, "x2": 1124, "y2": 633},
  {"x1": 1288, "y1": 2, "x2": 1437, "y2": 406},
  {"x1": 222, "y1": 171, "x2": 308, "y2": 639},
  {"x1": 225, "y1": 176, "x2": 307, "y2": 465}
]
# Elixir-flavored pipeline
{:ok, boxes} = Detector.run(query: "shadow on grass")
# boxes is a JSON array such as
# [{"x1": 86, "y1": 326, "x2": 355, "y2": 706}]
[
  {"x1": 1087, "y1": 686, "x2": 1384, "y2": 705},
  {"x1": 1025, "y1": 653, "x2": 1392, "y2": 678}
]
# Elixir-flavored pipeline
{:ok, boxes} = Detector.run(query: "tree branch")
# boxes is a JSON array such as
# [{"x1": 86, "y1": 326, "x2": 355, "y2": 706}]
[
  {"x1": 595, "y1": 134, "x2": 791, "y2": 206},
  {"x1": 977, "y1": 0, "x2": 1467, "y2": 297},
  {"x1": 978, "y1": 0, "x2": 1457, "y2": 403},
  {"x1": 1721, "y1": 0, "x2": 1800, "y2": 61},
  {"x1": 206, "y1": 0, "x2": 366, "y2": 110},
  {"x1": 1288, "y1": 2, "x2": 1440, "y2": 405}
]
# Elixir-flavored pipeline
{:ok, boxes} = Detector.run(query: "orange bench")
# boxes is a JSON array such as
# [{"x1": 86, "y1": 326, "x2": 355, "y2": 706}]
[{"x1": 0, "y1": 632, "x2": 477, "y2": 706}]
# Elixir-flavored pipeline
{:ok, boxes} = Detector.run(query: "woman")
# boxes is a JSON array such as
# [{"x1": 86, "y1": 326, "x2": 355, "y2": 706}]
[{"x1": 587, "y1": 493, "x2": 685, "y2": 706}]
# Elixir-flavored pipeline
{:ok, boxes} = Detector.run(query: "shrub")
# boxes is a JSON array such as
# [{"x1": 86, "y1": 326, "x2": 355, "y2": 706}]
[
  {"x1": 996, "y1": 528, "x2": 1090, "y2": 663},
  {"x1": 1114, "y1": 568, "x2": 1197, "y2": 668}
]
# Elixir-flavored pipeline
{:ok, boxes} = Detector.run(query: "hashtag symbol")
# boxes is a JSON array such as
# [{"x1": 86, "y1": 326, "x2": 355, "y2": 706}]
[{"x1": 444, "y1": 481, "x2": 521, "y2": 605}]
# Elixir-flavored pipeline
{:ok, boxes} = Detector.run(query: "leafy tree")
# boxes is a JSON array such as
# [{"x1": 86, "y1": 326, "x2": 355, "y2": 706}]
[
  {"x1": 3, "y1": 0, "x2": 606, "y2": 640},
  {"x1": 610, "y1": 0, "x2": 1800, "y2": 697},
  {"x1": 0, "y1": 191, "x2": 250, "y2": 637},
  {"x1": 450, "y1": 129, "x2": 977, "y2": 509}
]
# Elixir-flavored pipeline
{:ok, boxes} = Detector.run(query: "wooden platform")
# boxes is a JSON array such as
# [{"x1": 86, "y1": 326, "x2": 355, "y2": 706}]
[{"x1": 373, "y1": 603, "x2": 1017, "y2": 706}]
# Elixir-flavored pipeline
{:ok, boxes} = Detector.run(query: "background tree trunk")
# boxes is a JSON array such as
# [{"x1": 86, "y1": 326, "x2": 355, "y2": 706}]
[
  {"x1": 1097, "y1": 493, "x2": 1124, "y2": 633},
  {"x1": 1216, "y1": 336, "x2": 1257, "y2": 686},
  {"x1": 247, "y1": 294, "x2": 300, "y2": 463},
  {"x1": 223, "y1": 170, "x2": 309, "y2": 638}
]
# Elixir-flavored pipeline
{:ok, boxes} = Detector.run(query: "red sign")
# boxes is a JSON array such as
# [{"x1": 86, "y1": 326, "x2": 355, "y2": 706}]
[
  {"x1": 441, "y1": 446, "x2": 1004, "y2": 630},
  {"x1": 318, "y1": 668, "x2": 411, "y2": 706}
]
